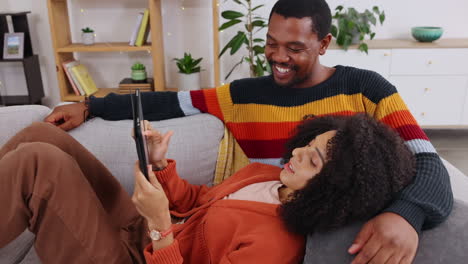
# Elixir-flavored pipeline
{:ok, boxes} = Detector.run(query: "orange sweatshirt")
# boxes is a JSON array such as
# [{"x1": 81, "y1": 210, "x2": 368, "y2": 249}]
[{"x1": 143, "y1": 160, "x2": 305, "y2": 264}]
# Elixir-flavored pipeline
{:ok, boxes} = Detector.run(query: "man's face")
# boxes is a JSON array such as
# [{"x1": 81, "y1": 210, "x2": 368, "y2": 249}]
[{"x1": 265, "y1": 13, "x2": 323, "y2": 88}]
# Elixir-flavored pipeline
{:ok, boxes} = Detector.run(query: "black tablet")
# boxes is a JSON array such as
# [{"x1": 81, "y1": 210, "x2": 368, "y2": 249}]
[{"x1": 131, "y1": 89, "x2": 150, "y2": 180}]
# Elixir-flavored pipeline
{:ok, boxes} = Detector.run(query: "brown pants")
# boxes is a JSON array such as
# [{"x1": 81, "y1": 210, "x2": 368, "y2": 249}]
[{"x1": 0, "y1": 122, "x2": 150, "y2": 263}]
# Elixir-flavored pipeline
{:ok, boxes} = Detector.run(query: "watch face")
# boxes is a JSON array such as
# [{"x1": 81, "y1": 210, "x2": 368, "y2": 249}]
[{"x1": 149, "y1": 230, "x2": 162, "y2": 241}]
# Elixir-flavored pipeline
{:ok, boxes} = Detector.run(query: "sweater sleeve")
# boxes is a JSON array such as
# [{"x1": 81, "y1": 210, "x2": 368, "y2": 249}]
[
  {"x1": 154, "y1": 160, "x2": 211, "y2": 213},
  {"x1": 88, "y1": 84, "x2": 232, "y2": 121},
  {"x1": 218, "y1": 230, "x2": 304, "y2": 263},
  {"x1": 362, "y1": 73, "x2": 453, "y2": 233},
  {"x1": 144, "y1": 240, "x2": 183, "y2": 264}
]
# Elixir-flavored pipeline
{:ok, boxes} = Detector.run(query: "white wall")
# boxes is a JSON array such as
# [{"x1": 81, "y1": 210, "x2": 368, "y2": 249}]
[{"x1": 1, "y1": 0, "x2": 468, "y2": 107}]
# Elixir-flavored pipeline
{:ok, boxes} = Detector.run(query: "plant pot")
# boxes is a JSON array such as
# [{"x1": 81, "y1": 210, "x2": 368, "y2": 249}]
[
  {"x1": 131, "y1": 70, "x2": 147, "y2": 83},
  {"x1": 82, "y1": 32, "x2": 95, "y2": 45},
  {"x1": 177, "y1": 72, "x2": 200, "y2": 91}
]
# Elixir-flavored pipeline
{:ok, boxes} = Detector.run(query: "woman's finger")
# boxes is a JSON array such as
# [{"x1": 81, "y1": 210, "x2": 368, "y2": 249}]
[{"x1": 161, "y1": 130, "x2": 174, "y2": 145}]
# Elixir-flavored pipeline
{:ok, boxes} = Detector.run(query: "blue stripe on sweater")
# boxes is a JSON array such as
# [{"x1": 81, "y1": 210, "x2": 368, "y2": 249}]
[
  {"x1": 177, "y1": 91, "x2": 201, "y2": 116},
  {"x1": 405, "y1": 139, "x2": 437, "y2": 154}
]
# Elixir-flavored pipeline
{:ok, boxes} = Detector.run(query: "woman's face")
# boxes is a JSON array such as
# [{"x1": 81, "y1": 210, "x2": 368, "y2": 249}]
[{"x1": 280, "y1": 130, "x2": 337, "y2": 191}]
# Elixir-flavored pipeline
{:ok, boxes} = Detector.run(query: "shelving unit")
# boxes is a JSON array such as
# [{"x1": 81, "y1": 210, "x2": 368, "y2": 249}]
[
  {"x1": 0, "y1": 12, "x2": 44, "y2": 105},
  {"x1": 47, "y1": 0, "x2": 166, "y2": 102}
]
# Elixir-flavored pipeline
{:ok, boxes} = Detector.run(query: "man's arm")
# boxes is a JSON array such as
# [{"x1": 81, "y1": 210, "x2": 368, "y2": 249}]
[
  {"x1": 44, "y1": 84, "x2": 232, "y2": 130},
  {"x1": 373, "y1": 92, "x2": 453, "y2": 231},
  {"x1": 352, "y1": 71, "x2": 453, "y2": 264}
]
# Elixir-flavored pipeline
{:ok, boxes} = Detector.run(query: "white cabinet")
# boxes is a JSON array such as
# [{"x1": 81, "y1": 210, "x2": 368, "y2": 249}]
[
  {"x1": 390, "y1": 49, "x2": 468, "y2": 76},
  {"x1": 389, "y1": 76, "x2": 468, "y2": 126},
  {"x1": 321, "y1": 49, "x2": 392, "y2": 79},
  {"x1": 322, "y1": 46, "x2": 468, "y2": 127}
]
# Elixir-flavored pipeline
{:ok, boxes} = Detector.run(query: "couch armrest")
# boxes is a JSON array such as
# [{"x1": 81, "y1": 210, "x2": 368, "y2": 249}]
[{"x1": 303, "y1": 199, "x2": 468, "y2": 263}]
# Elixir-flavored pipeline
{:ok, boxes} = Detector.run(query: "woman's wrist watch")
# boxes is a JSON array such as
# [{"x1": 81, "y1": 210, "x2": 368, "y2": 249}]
[{"x1": 148, "y1": 225, "x2": 173, "y2": 241}]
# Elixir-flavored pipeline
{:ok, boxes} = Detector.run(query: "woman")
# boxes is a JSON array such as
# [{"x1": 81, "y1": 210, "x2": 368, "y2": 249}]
[
  {"x1": 133, "y1": 114, "x2": 415, "y2": 263},
  {"x1": 0, "y1": 114, "x2": 414, "y2": 263}
]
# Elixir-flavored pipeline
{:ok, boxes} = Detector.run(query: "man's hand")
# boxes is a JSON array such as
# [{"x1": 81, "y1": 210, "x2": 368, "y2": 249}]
[
  {"x1": 349, "y1": 212, "x2": 419, "y2": 264},
  {"x1": 43, "y1": 102, "x2": 88, "y2": 131}
]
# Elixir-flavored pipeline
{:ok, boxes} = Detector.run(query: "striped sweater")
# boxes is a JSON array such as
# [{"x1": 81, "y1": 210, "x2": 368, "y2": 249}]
[{"x1": 90, "y1": 65, "x2": 453, "y2": 233}]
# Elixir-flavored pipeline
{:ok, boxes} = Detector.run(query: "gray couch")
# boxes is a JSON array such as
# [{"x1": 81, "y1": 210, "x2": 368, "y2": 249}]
[{"x1": 0, "y1": 105, "x2": 467, "y2": 263}]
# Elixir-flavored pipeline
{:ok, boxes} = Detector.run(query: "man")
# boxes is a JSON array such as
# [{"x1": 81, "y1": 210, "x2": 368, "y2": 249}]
[{"x1": 45, "y1": 0, "x2": 453, "y2": 263}]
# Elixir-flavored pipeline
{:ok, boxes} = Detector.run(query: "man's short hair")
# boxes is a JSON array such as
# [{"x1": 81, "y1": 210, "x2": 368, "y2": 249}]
[{"x1": 269, "y1": 0, "x2": 332, "y2": 40}]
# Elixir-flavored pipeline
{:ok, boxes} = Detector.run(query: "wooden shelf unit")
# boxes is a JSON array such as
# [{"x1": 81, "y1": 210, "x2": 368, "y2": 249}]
[{"x1": 47, "y1": 0, "x2": 166, "y2": 102}]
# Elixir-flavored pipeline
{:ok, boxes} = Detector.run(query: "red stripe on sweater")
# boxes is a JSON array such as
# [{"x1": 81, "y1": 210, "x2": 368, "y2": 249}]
[
  {"x1": 395, "y1": 124, "x2": 429, "y2": 141},
  {"x1": 237, "y1": 139, "x2": 288, "y2": 159},
  {"x1": 227, "y1": 111, "x2": 357, "y2": 140},
  {"x1": 190, "y1": 90, "x2": 208, "y2": 113}
]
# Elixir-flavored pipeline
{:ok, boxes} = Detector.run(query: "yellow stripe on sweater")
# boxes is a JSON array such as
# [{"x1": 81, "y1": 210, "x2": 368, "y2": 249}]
[
  {"x1": 223, "y1": 94, "x2": 366, "y2": 123},
  {"x1": 373, "y1": 93, "x2": 410, "y2": 121},
  {"x1": 215, "y1": 83, "x2": 234, "y2": 121}
]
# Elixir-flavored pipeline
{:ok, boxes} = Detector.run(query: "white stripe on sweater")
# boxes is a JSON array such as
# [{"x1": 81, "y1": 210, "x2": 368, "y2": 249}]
[{"x1": 249, "y1": 158, "x2": 283, "y2": 167}]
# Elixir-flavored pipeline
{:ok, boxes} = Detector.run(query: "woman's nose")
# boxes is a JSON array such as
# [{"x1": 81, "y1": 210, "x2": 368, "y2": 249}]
[{"x1": 292, "y1": 147, "x2": 305, "y2": 161}]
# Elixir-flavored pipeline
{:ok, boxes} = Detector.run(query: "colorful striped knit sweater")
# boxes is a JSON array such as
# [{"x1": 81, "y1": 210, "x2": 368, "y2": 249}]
[{"x1": 90, "y1": 65, "x2": 453, "y2": 233}]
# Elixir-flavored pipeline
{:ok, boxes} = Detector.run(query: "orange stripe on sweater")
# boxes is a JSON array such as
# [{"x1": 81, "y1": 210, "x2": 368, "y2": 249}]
[
  {"x1": 379, "y1": 110, "x2": 419, "y2": 129},
  {"x1": 203, "y1": 88, "x2": 224, "y2": 121}
]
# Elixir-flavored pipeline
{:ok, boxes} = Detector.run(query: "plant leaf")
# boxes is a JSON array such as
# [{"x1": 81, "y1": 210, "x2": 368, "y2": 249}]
[
  {"x1": 358, "y1": 43, "x2": 369, "y2": 54},
  {"x1": 252, "y1": 20, "x2": 265, "y2": 28},
  {"x1": 372, "y1": 6, "x2": 380, "y2": 14},
  {"x1": 252, "y1": 4, "x2": 264, "y2": 12},
  {"x1": 370, "y1": 32, "x2": 376, "y2": 40},
  {"x1": 219, "y1": 35, "x2": 238, "y2": 57},
  {"x1": 230, "y1": 32, "x2": 247, "y2": 55},
  {"x1": 331, "y1": 25, "x2": 338, "y2": 37},
  {"x1": 379, "y1": 12, "x2": 385, "y2": 24},
  {"x1": 255, "y1": 57, "x2": 264, "y2": 76},
  {"x1": 219, "y1": 19, "x2": 242, "y2": 31},
  {"x1": 221, "y1": 11, "x2": 244, "y2": 19},
  {"x1": 253, "y1": 45, "x2": 264, "y2": 55},
  {"x1": 253, "y1": 38, "x2": 265, "y2": 43},
  {"x1": 335, "y1": 5, "x2": 343, "y2": 11}
]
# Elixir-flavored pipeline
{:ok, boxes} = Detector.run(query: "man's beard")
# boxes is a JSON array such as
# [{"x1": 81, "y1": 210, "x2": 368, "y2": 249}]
[{"x1": 268, "y1": 60, "x2": 306, "y2": 88}]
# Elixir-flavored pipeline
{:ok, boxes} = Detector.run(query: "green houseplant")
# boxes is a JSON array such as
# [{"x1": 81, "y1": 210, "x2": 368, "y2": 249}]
[
  {"x1": 174, "y1": 52, "x2": 203, "y2": 91},
  {"x1": 218, "y1": 0, "x2": 270, "y2": 79},
  {"x1": 81, "y1": 27, "x2": 95, "y2": 45},
  {"x1": 331, "y1": 6, "x2": 385, "y2": 53},
  {"x1": 131, "y1": 62, "x2": 147, "y2": 83}
]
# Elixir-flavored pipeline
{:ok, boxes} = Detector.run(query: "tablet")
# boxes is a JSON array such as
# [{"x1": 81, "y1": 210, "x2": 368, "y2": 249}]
[{"x1": 131, "y1": 89, "x2": 150, "y2": 180}]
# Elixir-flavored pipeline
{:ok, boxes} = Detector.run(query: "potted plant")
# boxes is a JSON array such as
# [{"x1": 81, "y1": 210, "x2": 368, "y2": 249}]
[
  {"x1": 218, "y1": 0, "x2": 270, "y2": 79},
  {"x1": 174, "y1": 52, "x2": 203, "y2": 91},
  {"x1": 81, "y1": 27, "x2": 95, "y2": 45},
  {"x1": 331, "y1": 6, "x2": 385, "y2": 54},
  {"x1": 131, "y1": 62, "x2": 147, "y2": 83}
]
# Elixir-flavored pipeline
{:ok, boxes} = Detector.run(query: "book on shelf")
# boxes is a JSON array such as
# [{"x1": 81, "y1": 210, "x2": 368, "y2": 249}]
[
  {"x1": 129, "y1": 12, "x2": 144, "y2": 46},
  {"x1": 135, "y1": 9, "x2": 150, "y2": 47},
  {"x1": 62, "y1": 60, "x2": 85, "y2": 96},
  {"x1": 70, "y1": 64, "x2": 99, "y2": 96}
]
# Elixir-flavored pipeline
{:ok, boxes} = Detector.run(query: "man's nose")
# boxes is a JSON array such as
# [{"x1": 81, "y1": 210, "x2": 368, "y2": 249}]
[{"x1": 272, "y1": 47, "x2": 290, "y2": 64}]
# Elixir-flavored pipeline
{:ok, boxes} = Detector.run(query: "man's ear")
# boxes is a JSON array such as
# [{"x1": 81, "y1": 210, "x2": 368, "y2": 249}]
[{"x1": 319, "y1": 33, "x2": 332, "y2": 55}]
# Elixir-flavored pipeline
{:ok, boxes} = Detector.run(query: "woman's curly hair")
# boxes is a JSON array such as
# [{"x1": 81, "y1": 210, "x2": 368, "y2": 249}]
[{"x1": 279, "y1": 114, "x2": 416, "y2": 235}]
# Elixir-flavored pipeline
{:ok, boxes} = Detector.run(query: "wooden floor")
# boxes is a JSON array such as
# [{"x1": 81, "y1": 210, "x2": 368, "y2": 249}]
[{"x1": 425, "y1": 129, "x2": 468, "y2": 175}]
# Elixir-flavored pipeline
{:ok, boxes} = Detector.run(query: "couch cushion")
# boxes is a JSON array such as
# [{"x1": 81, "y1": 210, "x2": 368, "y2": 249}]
[
  {"x1": 0, "y1": 105, "x2": 51, "y2": 147},
  {"x1": 0, "y1": 230, "x2": 35, "y2": 264},
  {"x1": 303, "y1": 199, "x2": 468, "y2": 263},
  {"x1": 69, "y1": 114, "x2": 224, "y2": 194}
]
